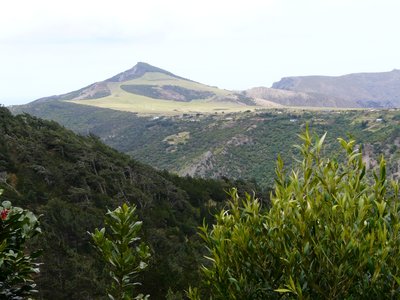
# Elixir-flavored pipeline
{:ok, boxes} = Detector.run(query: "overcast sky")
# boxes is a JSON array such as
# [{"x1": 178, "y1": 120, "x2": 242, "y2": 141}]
[{"x1": 1, "y1": 0, "x2": 400, "y2": 105}]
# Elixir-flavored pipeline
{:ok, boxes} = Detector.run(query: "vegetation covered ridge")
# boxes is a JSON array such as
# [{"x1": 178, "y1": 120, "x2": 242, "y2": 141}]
[
  {"x1": 13, "y1": 102, "x2": 400, "y2": 189},
  {"x1": 3, "y1": 116, "x2": 400, "y2": 299},
  {"x1": 0, "y1": 107, "x2": 260, "y2": 299}
]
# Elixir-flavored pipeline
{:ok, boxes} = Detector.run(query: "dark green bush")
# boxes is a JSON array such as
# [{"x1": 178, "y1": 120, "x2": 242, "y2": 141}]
[
  {"x1": 89, "y1": 203, "x2": 150, "y2": 300},
  {"x1": 191, "y1": 129, "x2": 400, "y2": 299}
]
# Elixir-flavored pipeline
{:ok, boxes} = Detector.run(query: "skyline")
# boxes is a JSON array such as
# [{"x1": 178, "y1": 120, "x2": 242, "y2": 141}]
[{"x1": 1, "y1": 0, "x2": 400, "y2": 106}]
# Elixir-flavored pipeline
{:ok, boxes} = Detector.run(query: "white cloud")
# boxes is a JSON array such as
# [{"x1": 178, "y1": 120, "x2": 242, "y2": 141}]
[{"x1": 1, "y1": 0, "x2": 277, "y2": 43}]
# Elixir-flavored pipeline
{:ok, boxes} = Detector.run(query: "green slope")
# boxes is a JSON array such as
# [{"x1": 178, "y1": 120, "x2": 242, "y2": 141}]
[
  {"x1": 12, "y1": 102, "x2": 400, "y2": 190},
  {"x1": 0, "y1": 107, "x2": 260, "y2": 299}
]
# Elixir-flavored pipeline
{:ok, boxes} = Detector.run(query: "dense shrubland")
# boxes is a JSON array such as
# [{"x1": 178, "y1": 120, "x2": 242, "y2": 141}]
[
  {"x1": 190, "y1": 129, "x2": 400, "y2": 299},
  {"x1": 0, "y1": 107, "x2": 260, "y2": 299},
  {"x1": 12, "y1": 102, "x2": 400, "y2": 189}
]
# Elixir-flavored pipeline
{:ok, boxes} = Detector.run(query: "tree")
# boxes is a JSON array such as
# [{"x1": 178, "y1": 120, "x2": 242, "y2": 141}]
[
  {"x1": 0, "y1": 189, "x2": 42, "y2": 299},
  {"x1": 190, "y1": 129, "x2": 400, "y2": 299},
  {"x1": 89, "y1": 203, "x2": 150, "y2": 300}
]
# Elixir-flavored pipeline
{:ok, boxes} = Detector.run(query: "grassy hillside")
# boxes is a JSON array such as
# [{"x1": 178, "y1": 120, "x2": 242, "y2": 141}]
[
  {"x1": 0, "y1": 107, "x2": 261, "y2": 299},
  {"x1": 29, "y1": 62, "x2": 263, "y2": 116},
  {"x1": 68, "y1": 71, "x2": 259, "y2": 115}
]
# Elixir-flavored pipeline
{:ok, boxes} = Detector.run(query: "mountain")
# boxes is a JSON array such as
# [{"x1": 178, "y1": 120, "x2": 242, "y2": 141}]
[
  {"x1": 0, "y1": 107, "x2": 260, "y2": 299},
  {"x1": 29, "y1": 62, "x2": 260, "y2": 115},
  {"x1": 270, "y1": 69, "x2": 400, "y2": 108},
  {"x1": 16, "y1": 64, "x2": 400, "y2": 115}
]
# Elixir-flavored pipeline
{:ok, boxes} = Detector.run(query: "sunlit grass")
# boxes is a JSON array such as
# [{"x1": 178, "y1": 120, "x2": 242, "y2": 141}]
[
  {"x1": 68, "y1": 72, "x2": 257, "y2": 115},
  {"x1": 69, "y1": 96, "x2": 258, "y2": 116}
]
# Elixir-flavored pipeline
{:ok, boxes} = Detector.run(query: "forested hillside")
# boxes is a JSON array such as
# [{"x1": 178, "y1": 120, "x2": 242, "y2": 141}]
[
  {"x1": 0, "y1": 107, "x2": 260, "y2": 299},
  {"x1": 13, "y1": 102, "x2": 400, "y2": 189}
]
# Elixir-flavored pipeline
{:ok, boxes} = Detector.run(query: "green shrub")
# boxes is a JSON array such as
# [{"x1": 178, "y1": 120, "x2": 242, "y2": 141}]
[
  {"x1": 191, "y1": 129, "x2": 400, "y2": 299},
  {"x1": 0, "y1": 189, "x2": 42, "y2": 299},
  {"x1": 89, "y1": 203, "x2": 150, "y2": 300}
]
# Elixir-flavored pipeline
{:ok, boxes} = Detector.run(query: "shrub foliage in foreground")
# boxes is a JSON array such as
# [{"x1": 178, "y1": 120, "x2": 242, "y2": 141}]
[
  {"x1": 89, "y1": 203, "x2": 150, "y2": 300},
  {"x1": 0, "y1": 189, "x2": 42, "y2": 299},
  {"x1": 190, "y1": 129, "x2": 400, "y2": 299}
]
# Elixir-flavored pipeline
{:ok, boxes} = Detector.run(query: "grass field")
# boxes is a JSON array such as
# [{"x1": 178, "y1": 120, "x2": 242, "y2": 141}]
[
  {"x1": 69, "y1": 96, "x2": 259, "y2": 115},
  {"x1": 121, "y1": 72, "x2": 231, "y2": 95}
]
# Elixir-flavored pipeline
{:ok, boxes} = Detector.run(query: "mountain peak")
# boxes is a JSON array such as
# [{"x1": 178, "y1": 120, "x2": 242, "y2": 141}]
[{"x1": 106, "y1": 62, "x2": 182, "y2": 82}]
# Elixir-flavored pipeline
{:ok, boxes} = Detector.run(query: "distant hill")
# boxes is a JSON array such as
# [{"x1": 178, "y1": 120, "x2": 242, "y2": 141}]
[
  {"x1": 29, "y1": 62, "x2": 261, "y2": 115},
  {"x1": 270, "y1": 69, "x2": 400, "y2": 108},
  {"x1": 15, "y1": 63, "x2": 400, "y2": 114}
]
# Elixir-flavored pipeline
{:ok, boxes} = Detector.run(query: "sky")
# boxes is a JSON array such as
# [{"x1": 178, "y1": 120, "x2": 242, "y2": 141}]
[{"x1": 1, "y1": 0, "x2": 400, "y2": 106}]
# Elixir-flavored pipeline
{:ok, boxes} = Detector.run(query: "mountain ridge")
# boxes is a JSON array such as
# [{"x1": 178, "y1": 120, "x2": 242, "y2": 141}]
[
  {"x1": 271, "y1": 69, "x2": 400, "y2": 108},
  {"x1": 14, "y1": 63, "x2": 400, "y2": 113},
  {"x1": 26, "y1": 62, "x2": 260, "y2": 115}
]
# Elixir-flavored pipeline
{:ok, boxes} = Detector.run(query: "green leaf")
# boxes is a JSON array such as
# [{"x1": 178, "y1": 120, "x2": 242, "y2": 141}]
[
  {"x1": 89, "y1": 203, "x2": 150, "y2": 299},
  {"x1": 275, "y1": 288, "x2": 293, "y2": 293},
  {"x1": 2, "y1": 200, "x2": 11, "y2": 209}
]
